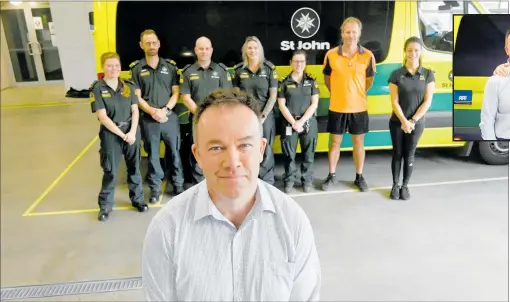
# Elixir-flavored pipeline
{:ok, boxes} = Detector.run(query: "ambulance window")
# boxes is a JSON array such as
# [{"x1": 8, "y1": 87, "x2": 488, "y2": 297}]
[
  {"x1": 453, "y1": 14, "x2": 510, "y2": 77},
  {"x1": 417, "y1": 1, "x2": 456, "y2": 53},
  {"x1": 115, "y1": 1, "x2": 394, "y2": 69}
]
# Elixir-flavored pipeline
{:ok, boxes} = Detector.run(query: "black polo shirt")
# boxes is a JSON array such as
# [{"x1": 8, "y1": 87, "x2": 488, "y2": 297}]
[
  {"x1": 90, "y1": 78, "x2": 137, "y2": 124},
  {"x1": 278, "y1": 73, "x2": 319, "y2": 117},
  {"x1": 233, "y1": 61, "x2": 278, "y2": 106},
  {"x1": 180, "y1": 61, "x2": 233, "y2": 106},
  {"x1": 129, "y1": 57, "x2": 179, "y2": 108},
  {"x1": 388, "y1": 66, "x2": 435, "y2": 124}
]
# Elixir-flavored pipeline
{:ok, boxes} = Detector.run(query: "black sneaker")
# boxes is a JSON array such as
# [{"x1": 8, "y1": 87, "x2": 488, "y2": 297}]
[
  {"x1": 284, "y1": 183, "x2": 294, "y2": 194},
  {"x1": 174, "y1": 186, "x2": 184, "y2": 195},
  {"x1": 389, "y1": 184, "x2": 400, "y2": 200},
  {"x1": 321, "y1": 174, "x2": 336, "y2": 191},
  {"x1": 303, "y1": 183, "x2": 312, "y2": 193},
  {"x1": 400, "y1": 186, "x2": 410, "y2": 200},
  {"x1": 354, "y1": 175, "x2": 369, "y2": 192},
  {"x1": 98, "y1": 209, "x2": 111, "y2": 221}
]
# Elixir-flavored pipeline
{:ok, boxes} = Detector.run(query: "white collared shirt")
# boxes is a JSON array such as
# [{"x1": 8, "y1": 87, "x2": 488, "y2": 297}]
[
  {"x1": 142, "y1": 179, "x2": 321, "y2": 301},
  {"x1": 480, "y1": 75, "x2": 510, "y2": 140}
]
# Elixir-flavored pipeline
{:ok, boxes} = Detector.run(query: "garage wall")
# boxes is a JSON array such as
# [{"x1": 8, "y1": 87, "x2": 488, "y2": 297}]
[
  {"x1": 49, "y1": 1, "x2": 96, "y2": 90},
  {"x1": 1, "y1": 19, "x2": 14, "y2": 90}
]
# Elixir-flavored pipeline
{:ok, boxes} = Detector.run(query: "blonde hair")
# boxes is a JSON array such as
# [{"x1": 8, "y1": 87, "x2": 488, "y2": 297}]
[
  {"x1": 100, "y1": 52, "x2": 130, "y2": 98},
  {"x1": 242, "y1": 36, "x2": 265, "y2": 69},
  {"x1": 340, "y1": 17, "x2": 363, "y2": 36},
  {"x1": 140, "y1": 29, "x2": 158, "y2": 42}
]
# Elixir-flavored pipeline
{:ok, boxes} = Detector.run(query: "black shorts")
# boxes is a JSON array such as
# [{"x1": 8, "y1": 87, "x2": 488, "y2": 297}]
[{"x1": 327, "y1": 110, "x2": 369, "y2": 135}]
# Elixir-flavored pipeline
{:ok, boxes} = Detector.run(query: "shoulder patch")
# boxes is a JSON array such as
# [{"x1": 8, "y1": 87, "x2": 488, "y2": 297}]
[
  {"x1": 182, "y1": 64, "x2": 192, "y2": 73},
  {"x1": 165, "y1": 58, "x2": 177, "y2": 66},
  {"x1": 218, "y1": 62, "x2": 228, "y2": 71},
  {"x1": 89, "y1": 80, "x2": 99, "y2": 90},
  {"x1": 305, "y1": 72, "x2": 316, "y2": 81},
  {"x1": 129, "y1": 60, "x2": 140, "y2": 69},
  {"x1": 264, "y1": 60, "x2": 275, "y2": 69}
]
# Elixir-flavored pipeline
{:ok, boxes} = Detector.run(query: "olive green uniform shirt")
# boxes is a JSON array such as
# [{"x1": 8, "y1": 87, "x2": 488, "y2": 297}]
[
  {"x1": 90, "y1": 78, "x2": 137, "y2": 124},
  {"x1": 130, "y1": 57, "x2": 179, "y2": 109},
  {"x1": 278, "y1": 73, "x2": 319, "y2": 117}
]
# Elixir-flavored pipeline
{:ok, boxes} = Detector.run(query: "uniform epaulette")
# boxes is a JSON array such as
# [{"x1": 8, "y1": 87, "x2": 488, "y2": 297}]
[
  {"x1": 89, "y1": 80, "x2": 99, "y2": 90},
  {"x1": 264, "y1": 60, "x2": 275, "y2": 69},
  {"x1": 218, "y1": 62, "x2": 228, "y2": 71},
  {"x1": 122, "y1": 78, "x2": 135, "y2": 85},
  {"x1": 165, "y1": 58, "x2": 177, "y2": 66},
  {"x1": 182, "y1": 64, "x2": 192, "y2": 73},
  {"x1": 129, "y1": 60, "x2": 139, "y2": 69},
  {"x1": 233, "y1": 62, "x2": 243, "y2": 70},
  {"x1": 305, "y1": 72, "x2": 316, "y2": 80}
]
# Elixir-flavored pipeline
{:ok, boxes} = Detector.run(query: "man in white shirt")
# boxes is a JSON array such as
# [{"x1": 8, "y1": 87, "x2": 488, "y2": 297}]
[
  {"x1": 141, "y1": 88, "x2": 321, "y2": 301},
  {"x1": 480, "y1": 30, "x2": 510, "y2": 140}
]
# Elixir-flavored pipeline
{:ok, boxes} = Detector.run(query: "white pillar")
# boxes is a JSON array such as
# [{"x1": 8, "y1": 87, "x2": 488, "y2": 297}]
[{"x1": 49, "y1": 1, "x2": 97, "y2": 91}]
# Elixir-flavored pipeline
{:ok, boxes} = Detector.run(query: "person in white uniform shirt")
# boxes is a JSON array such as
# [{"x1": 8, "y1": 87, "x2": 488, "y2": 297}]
[
  {"x1": 480, "y1": 30, "x2": 510, "y2": 140},
  {"x1": 141, "y1": 88, "x2": 321, "y2": 301}
]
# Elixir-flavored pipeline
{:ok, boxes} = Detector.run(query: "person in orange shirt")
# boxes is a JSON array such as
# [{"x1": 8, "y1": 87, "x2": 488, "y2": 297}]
[{"x1": 321, "y1": 17, "x2": 376, "y2": 192}]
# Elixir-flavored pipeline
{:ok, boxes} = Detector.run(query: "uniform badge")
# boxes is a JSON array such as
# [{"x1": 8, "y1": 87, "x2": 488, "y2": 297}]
[
  {"x1": 161, "y1": 66, "x2": 169, "y2": 74},
  {"x1": 179, "y1": 77, "x2": 184, "y2": 84},
  {"x1": 89, "y1": 92, "x2": 95, "y2": 103},
  {"x1": 227, "y1": 73, "x2": 232, "y2": 81},
  {"x1": 304, "y1": 81, "x2": 311, "y2": 86},
  {"x1": 101, "y1": 89, "x2": 112, "y2": 98},
  {"x1": 211, "y1": 71, "x2": 220, "y2": 79},
  {"x1": 273, "y1": 71, "x2": 278, "y2": 79},
  {"x1": 260, "y1": 71, "x2": 267, "y2": 77},
  {"x1": 419, "y1": 75, "x2": 425, "y2": 81}
]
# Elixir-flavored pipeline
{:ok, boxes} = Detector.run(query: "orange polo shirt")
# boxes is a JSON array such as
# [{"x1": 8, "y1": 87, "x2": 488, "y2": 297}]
[{"x1": 323, "y1": 45, "x2": 376, "y2": 113}]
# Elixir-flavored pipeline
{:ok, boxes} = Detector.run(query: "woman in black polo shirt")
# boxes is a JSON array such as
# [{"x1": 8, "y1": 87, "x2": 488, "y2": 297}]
[
  {"x1": 90, "y1": 52, "x2": 149, "y2": 221},
  {"x1": 388, "y1": 37, "x2": 435, "y2": 200},
  {"x1": 277, "y1": 50, "x2": 319, "y2": 193}
]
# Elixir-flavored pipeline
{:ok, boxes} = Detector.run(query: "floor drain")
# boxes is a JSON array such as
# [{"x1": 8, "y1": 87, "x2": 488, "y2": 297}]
[{"x1": 1, "y1": 277, "x2": 142, "y2": 300}]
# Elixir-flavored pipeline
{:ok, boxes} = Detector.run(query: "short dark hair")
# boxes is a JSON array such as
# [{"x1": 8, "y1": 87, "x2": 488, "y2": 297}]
[{"x1": 192, "y1": 88, "x2": 262, "y2": 142}]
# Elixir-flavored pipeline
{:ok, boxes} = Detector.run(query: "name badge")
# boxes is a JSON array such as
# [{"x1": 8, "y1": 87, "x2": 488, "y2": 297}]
[
  {"x1": 140, "y1": 70, "x2": 150, "y2": 77},
  {"x1": 240, "y1": 73, "x2": 249, "y2": 79},
  {"x1": 189, "y1": 74, "x2": 200, "y2": 80},
  {"x1": 287, "y1": 84, "x2": 296, "y2": 89},
  {"x1": 101, "y1": 90, "x2": 112, "y2": 98}
]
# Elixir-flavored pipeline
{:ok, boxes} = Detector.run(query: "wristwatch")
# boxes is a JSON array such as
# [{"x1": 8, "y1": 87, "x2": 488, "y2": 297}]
[{"x1": 165, "y1": 106, "x2": 172, "y2": 112}]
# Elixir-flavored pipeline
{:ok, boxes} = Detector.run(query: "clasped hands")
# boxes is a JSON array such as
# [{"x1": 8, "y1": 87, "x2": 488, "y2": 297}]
[
  {"x1": 292, "y1": 119, "x2": 305, "y2": 133},
  {"x1": 401, "y1": 119, "x2": 415, "y2": 134},
  {"x1": 122, "y1": 131, "x2": 136, "y2": 145},
  {"x1": 151, "y1": 107, "x2": 169, "y2": 123}
]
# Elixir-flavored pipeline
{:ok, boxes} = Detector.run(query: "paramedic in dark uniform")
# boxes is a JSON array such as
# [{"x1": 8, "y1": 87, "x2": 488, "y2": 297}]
[
  {"x1": 388, "y1": 37, "x2": 435, "y2": 200},
  {"x1": 90, "y1": 52, "x2": 149, "y2": 221},
  {"x1": 130, "y1": 29, "x2": 184, "y2": 203},
  {"x1": 232, "y1": 36, "x2": 278, "y2": 185},
  {"x1": 277, "y1": 50, "x2": 319, "y2": 193},
  {"x1": 180, "y1": 36, "x2": 233, "y2": 184}
]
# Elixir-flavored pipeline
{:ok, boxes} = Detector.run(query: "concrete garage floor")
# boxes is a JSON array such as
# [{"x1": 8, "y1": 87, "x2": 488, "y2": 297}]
[{"x1": 1, "y1": 86, "x2": 509, "y2": 301}]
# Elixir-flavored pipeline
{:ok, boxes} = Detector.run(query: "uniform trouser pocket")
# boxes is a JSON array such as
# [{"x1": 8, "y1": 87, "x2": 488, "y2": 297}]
[{"x1": 98, "y1": 128, "x2": 122, "y2": 210}]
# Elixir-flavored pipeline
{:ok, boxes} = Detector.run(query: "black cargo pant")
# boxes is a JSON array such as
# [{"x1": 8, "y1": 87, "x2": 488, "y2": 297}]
[
  {"x1": 180, "y1": 118, "x2": 204, "y2": 184},
  {"x1": 281, "y1": 117, "x2": 318, "y2": 185},
  {"x1": 140, "y1": 111, "x2": 184, "y2": 196},
  {"x1": 260, "y1": 112, "x2": 276, "y2": 185},
  {"x1": 98, "y1": 123, "x2": 144, "y2": 211}
]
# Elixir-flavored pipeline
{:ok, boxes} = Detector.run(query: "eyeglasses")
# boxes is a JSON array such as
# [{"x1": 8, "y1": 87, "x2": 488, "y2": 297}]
[{"x1": 292, "y1": 60, "x2": 306, "y2": 64}]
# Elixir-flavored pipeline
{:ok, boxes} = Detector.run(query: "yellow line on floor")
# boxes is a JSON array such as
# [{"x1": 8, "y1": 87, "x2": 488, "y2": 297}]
[
  {"x1": 1, "y1": 101, "x2": 89, "y2": 109},
  {"x1": 25, "y1": 180, "x2": 168, "y2": 217},
  {"x1": 22, "y1": 136, "x2": 99, "y2": 217}
]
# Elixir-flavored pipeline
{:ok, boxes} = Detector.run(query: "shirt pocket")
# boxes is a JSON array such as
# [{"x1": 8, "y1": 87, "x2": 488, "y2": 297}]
[{"x1": 261, "y1": 260, "x2": 295, "y2": 300}]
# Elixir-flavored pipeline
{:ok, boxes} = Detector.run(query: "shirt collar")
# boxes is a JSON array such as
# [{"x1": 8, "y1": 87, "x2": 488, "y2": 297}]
[
  {"x1": 140, "y1": 57, "x2": 162, "y2": 69},
  {"x1": 196, "y1": 61, "x2": 215, "y2": 71},
  {"x1": 337, "y1": 43, "x2": 365, "y2": 55},
  {"x1": 402, "y1": 65, "x2": 425, "y2": 76},
  {"x1": 193, "y1": 179, "x2": 276, "y2": 222},
  {"x1": 99, "y1": 78, "x2": 123, "y2": 92}
]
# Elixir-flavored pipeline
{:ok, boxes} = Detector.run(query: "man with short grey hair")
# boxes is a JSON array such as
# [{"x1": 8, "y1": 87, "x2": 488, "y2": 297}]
[{"x1": 142, "y1": 88, "x2": 321, "y2": 301}]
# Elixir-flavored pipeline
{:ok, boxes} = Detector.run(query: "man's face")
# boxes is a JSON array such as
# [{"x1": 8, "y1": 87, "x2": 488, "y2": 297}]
[
  {"x1": 341, "y1": 21, "x2": 360, "y2": 45},
  {"x1": 505, "y1": 34, "x2": 510, "y2": 57},
  {"x1": 192, "y1": 105, "x2": 266, "y2": 199},
  {"x1": 140, "y1": 34, "x2": 160, "y2": 56},
  {"x1": 195, "y1": 39, "x2": 213, "y2": 62}
]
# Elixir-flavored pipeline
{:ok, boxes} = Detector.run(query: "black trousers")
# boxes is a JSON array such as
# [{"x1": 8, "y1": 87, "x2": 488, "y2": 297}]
[
  {"x1": 281, "y1": 117, "x2": 318, "y2": 185},
  {"x1": 260, "y1": 112, "x2": 276, "y2": 185},
  {"x1": 180, "y1": 120, "x2": 204, "y2": 184},
  {"x1": 140, "y1": 112, "x2": 184, "y2": 195},
  {"x1": 389, "y1": 121, "x2": 425, "y2": 186},
  {"x1": 98, "y1": 124, "x2": 144, "y2": 211}
]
